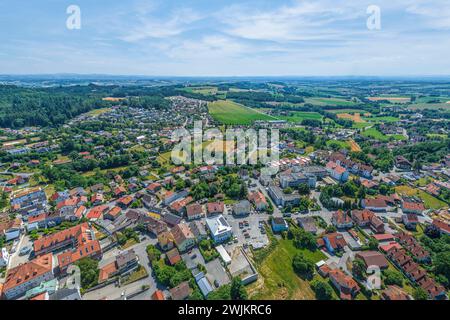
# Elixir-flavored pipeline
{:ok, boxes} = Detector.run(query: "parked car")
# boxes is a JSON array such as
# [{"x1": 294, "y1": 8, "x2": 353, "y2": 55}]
[{"x1": 19, "y1": 246, "x2": 32, "y2": 256}]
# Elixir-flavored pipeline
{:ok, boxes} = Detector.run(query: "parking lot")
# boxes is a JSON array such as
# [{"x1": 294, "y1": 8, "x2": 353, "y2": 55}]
[
  {"x1": 181, "y1": 248, "x2": 231, "y2": 288},
  {"x1": 225, "y1": 212, "x2": 269, "y2": 249}
]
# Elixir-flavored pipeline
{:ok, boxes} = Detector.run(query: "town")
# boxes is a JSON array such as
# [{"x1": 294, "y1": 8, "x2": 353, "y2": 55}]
[{"x1": 0, "y1": 78, "x2": 449, "y2": 302}]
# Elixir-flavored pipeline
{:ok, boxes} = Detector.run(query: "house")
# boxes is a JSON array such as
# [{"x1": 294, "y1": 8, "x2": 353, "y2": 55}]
[
  {"x1": 296, "y1": 216, "x2": 317, "y2": 234},
  {"x1": 171, "y1": 223, "x2": 196, "y2": 252},
  {"x1": 0, "y1": 215, "x2": 22, "y2": 241},
  {"x1": 328, "y1": 269, "x2": 360, "y2": 300},
  {"x1": 326, "y1": 161, "x2": 349, "y2": 182},
  {"x1": 331, "y1": 210, "x2": 353, "y2": 229},
  {"x1": 381, "y1": 285, "x2": 410, "y2": 300},
  {"x1": 402, "y1": 214, "x2": 419, "y2": 230},
  {"x1": 194, "y1": 271, "x2": 214, "y2": 298},
  {"x1": 185, "y1": 203, "x2": 204, "y2": 221},
  {"x1": 163, "y1": 190, "x2": 188, "y2": 206},
  {"x1": 432, "y1": 219, "x2": 450, "y2": 235},
  {"x1": 205, "y1": 215, "x2": 233, "y2": 243},
  {"x1": 58, "y1": 240, "x2": 102, "y2": 274},
  {"x1": 151, "y1": 290, "x2": 165, "y2": 300},
  {"x1": 166, "y1": 247, "x2": 182, "y2": 265},
  {"x1": 206, "y1": 202, "x2": 224, "y2": 216},
  {"x1": 271, "y1": 217, "x2": 288, "y2": 233},
  {"x1": 157, "y1": 231, "x2": 174, "y2": 251},
  {"x1": 33, "y1": 222, "x2": 96, "y2": 256},
  {"x1": 104, "y1": 206, "x2": 122, "y2": 221},
  {"x1": 280, "y1": 172, "x2": 316, "y2": 189},
  {"x1": 395, "y1": 156, "x2": 412, "y2": 171},
  {"x1": 351, "y1": 209, "x2": 385, "y2": 233},
  {"x1": 268, "y1": 184, "x2": 300, "y2": 208},
  {"x1": 86, "y1": 205, "x2": 109, "y2": 220},
  {"x1": 117, "y1": 195, "x2": 134, "y2": 209},
  {"x1": 162, "y1": 212, "x2": 182, "y2": 227},
  {"x1": 114, "y1": 186, "x2": 127, "y2": 198},
  {"x1": 355, "y1": 251, "x2": 389, "y2": 270},
  {"x1": 361, "y1": 197, "x2": 388, "y2": 212},
  {"x1": 147, "y1": 217, "x2": 168, "y2": 236},
  {"x1": 402, "y1": 201, "x2": 425, "y2": 215},
  {"x1": 170, "y1": 281, "x2": 191, "y2": 300},
  {"x1": 189, "y1": 221, "x2": 208, "y2": 241},
  {"x1": 3, "y1": 254, "x2": 54, "y2": 300},
  {"x1": 318, "y1": 233, "x2": 347, "y2": 255},
  {"x1": 90, "y1": 193, "x2": 104, "y2": 205},
  {"x1": 233, "y1": 200, "x2": 251, "y2": 216},
  {"x1": 169, "y1": 196, "x2": 193, "y2": 215},
  {"x1": 98, "y1": 249, "x2": 138, "y2": 283},
  {"x1": 147, "y1": 182, "x2": 162, "y2": 194},
  {"x1": 248, "y1": 191, "x2": 268, "y2": 211}
]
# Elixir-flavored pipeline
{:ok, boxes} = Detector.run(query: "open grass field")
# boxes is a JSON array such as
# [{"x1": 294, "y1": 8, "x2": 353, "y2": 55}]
[
  {"x1": 248, "y1": 235, "x2": 326, "y2": 300},
  {"x1": 277, "y1": 111, "x2": 323, "y2": 123},
  {"x1": 87, "y1": 108, "x2": 112, "y2": 116},
  {"x1": 361, "y1": 127, "x2": 388, "y2": 141},
  {"x1": 367, "y1": 97, "x2": 411, "y2": 103},
  {"x1": 395, "y1": 185, "x2": 448, "y2": 210},
  {"x1": 407, "y1": 103, "x2": 450, "y2": 111},
  {"x1": 304, "y1": 97, "x2": 356, "y2": 106},
  {"x1": 208, "y1": 100, "x2": 275, "y2": 125},
  {"x1": 328, "y1": 109, "x2": 370, "y2": 114},
  {"x1": 362, "y1": 116, "x2": 400, "y2": 123},
  {"x1": 326, "y1": 139, "x2": 350, "y2": 150},
  {"x1": 182, "y1": 86, "x2": 219, "y2": 95}
]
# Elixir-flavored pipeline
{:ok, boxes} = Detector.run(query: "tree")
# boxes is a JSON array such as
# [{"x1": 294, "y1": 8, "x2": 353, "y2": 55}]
[
  {"x1": 311, "y1": 279, "x2": 334, "y2": 300},
  {"x1": 230, "y1": 277, "x2": 247, "y2": 300},
  {"x1": 75, "y1": 257, "x2": 99, "y2": 290},
  {"x1": 434, "y1": 251, "x2": 450, "y2": 282},
  {"x1": 383, "y1": 269, "x2": 403, "y2": 287},
  {"x1": 208, "y1": 284, "x2": 232, "y2": 300},
  {"x1": 413, "y1": 287, "x2": 428, "y2": 300},
  {"x1": 292, "y1": 253, "x2": 315, "y2": 279},
  {"x1": 146, "y1": 244, "x2": 162, "y2": 263},
  {"x1": 424, "y1": 224, "x2": 441, "y2": 239},
  {"x1": 352, "y1": 258, "x2": 367, "y2": 280},
  {"x1": 368, "y1": 238, "x2": 379, "y2": 250},
  {"x1": 297, "y1": 183, "x2": 310, "y2": 195}
]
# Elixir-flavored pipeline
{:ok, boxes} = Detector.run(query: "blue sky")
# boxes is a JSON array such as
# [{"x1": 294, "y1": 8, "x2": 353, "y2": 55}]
[{"x1": 0, "y1": 0, "x2": 450, "y2": 76}]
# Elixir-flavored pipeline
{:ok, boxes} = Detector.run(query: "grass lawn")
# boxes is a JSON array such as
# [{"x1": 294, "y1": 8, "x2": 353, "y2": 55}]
[
  {"x1": 247, "y1": 236, "x2": 326, "y2": 300},
  {"x1": 86, "y1": 108, "x2": 112, "y2": 116},
  {"x1": 277, "y1": 111, "x2": 323, "y2": 123},
  {"x1": 326, "y1": 139, "x2": 350, "y2": 150},
  {"x1": 208, "y1": 100, "x2": 276, "y2": 125},
  {"x1": 120, "y1": 265, "x2": 149, "y2": 285},
  {"x1": 121, "y1": 238, "x2": 139, "y2": 249},
  {"x1": 395, "y1": 185, "x2": 448, "y2": 210},
  {"x1": 361, "y1": 128, "x2": 388, "y2": 141}
]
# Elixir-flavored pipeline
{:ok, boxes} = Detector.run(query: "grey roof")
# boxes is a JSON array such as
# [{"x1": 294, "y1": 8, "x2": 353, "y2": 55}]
[{"x1": 49, "y1": 288, "x2": 80, "y2": 300}]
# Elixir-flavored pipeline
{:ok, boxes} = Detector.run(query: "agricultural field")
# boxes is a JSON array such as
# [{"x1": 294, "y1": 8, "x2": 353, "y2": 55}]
[
  {"x1": 362, "y1": 116, "x2": 400, "y2": 123},
  {"x1": 208, "y1": 100, "x2": 275, "y2": 125},
  {"x1": 367, "y1": 97, "x2": 411, "y2": 103},
  {"x1": 182, "y1": 86, "x2": 219, "y2": 95},
  {"x1": 336, "y1": 112, "x2": 364, "y2": 123},
  {"x1": 328, "y1": 109, "x2": 369, "y2": 114},
  {"x1": 395, "y1": 185, "x2": 448, "y2": 210},
  {"x1": 86, "y1": 108, "x2": 112, "y2": 116},
  {"x1": 247, "y1": 236, "x2": 326, "y2": 300},
  {"x1": 407, "y1": 103, "x2": 450, "y2": 111},
  {"x1": 276, "y1": 111, "x2": 323, "y2": 123},
  {"x1": 304, "y1": 97, "x2": 356, "y2": 106}
]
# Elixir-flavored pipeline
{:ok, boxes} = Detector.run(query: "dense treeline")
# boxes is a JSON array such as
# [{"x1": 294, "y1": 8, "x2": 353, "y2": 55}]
[{"x1": 0, "y1": 85, "x2": 111, "y2": 128}]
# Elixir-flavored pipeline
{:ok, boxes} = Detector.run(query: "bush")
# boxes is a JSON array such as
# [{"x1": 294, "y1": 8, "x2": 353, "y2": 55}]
[
  {"x1": 292, "y1": 253, "x2": 315, "y2": 279},
  {"x1": 311, "y1": 279, "x2": 334, "y2": 300},
  {"x1": 383, "y1": 269, "x2": 403, "y2": 287}
]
